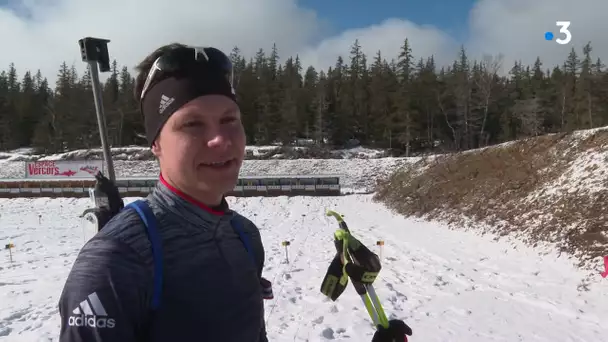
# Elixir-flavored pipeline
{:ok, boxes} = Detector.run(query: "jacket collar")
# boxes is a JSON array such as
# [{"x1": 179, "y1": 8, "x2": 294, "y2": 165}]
[
  {"x1": 151, "y1": 174, "x2": 232, "y2": 228},
  {"x1": 159, "y1": 174, "x2": 228, "y2": 215}
]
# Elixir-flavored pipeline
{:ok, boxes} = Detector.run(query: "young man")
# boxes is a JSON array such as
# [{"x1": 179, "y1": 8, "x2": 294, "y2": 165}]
[
  {"x1": 58, "y1": 43, "x2": 412, "y2": 342},
  {"x1": 58, "y1": 44, "x2": 269, "y2": 341}
]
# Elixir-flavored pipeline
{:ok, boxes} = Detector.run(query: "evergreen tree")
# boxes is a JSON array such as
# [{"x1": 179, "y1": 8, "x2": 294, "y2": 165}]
[{"x1": 2, "y1": 42, "x2": 607, "y2": 155}]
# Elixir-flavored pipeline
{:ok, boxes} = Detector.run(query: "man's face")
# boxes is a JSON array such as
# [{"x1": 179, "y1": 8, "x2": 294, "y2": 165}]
[{"x1": 152, "y1": 94, "x2": 246, "y2": 201}]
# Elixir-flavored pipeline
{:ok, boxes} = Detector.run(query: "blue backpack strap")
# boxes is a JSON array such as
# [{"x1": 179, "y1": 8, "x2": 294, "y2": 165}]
[
  {"x1": 231, "y1": 217, "x2": 256, "y2": 265},
  {"x1": 124, "y1": 202, "x2": 253, "y2": 311},
  {"x1": 126, "y1": 200, "x2": 163, "y2": 311}
]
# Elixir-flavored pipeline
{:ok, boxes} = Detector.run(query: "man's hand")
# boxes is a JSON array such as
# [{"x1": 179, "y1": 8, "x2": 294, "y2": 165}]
[
  {"x1": 371, "y1": 319, "x2": 412, "y2": 342},
  {"x1": 94, "y1": 172, "x2": 123, "y2": 214},
  {"x1": 260, "y1": 277, "x2": 273, "y2": 300}
]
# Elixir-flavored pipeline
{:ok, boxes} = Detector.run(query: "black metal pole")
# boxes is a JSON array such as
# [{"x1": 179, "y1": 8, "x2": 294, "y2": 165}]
[
  {"x1": 78, "y1": 37, "x2": 115, "y2": 181},
  {"x1": 87, "y1": 61, "x2": 115, "y2": 181}
]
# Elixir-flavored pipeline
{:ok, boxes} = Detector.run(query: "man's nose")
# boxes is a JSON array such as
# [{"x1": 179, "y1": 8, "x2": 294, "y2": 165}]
[{"x1": 207, "y1": 131, "x2": 232, "y2": 149}]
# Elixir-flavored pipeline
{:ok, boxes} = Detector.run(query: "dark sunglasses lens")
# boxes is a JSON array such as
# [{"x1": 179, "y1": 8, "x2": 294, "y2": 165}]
[
  {"x1": 203, "y1": 47, "x2": 232, "y2": 72},
  {"x1": 144, "y1": 46, "x2": 234, "y2": 98},
  {"x1": 156, "y1": 57, "x2": 175, "y2": 72},
  {"x1": 161, "y1": 48, "x2": 195, "y2": 71}
]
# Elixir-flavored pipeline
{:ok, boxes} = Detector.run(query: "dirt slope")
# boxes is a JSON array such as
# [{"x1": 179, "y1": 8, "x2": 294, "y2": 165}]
[{"x1": 374, "y1": 127, "x2": 608, "y2": 278}]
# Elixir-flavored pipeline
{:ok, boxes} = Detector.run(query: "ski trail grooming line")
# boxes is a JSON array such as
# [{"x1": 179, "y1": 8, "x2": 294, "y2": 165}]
[{"x1": 321, "y1": 209, "x2": 390, "y2": 330}]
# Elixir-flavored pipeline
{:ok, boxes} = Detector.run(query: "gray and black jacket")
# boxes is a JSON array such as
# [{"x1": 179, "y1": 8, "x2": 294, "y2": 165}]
[{"x1": 58, "y1": 180, "x2": 268, "y2": 342}]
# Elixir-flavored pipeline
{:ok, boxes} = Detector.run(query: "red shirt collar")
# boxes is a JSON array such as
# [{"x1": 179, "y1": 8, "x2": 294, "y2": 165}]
[{"x1": 159, "y1": 174, "x2": 226, "y2": 216}]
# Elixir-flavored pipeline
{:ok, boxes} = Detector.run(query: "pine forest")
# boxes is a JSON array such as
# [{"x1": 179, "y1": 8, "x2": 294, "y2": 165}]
[{"x1": 0, "y1": 39, "x2": 606, "y2": 156}]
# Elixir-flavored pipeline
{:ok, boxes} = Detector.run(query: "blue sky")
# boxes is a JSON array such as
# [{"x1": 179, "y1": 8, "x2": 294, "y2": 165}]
[
  {"x1": 0, "y1": 0, "x2": 25, "y2": 15},
  {"x1": 299, "y1": 0, "x2": 476, "y2": 42},
  {"x1": 3, "y1": 0, "x2": 606, "y2": 82},
  {"x1": 1, "y1": 0, "x2": 477, "y2": 42}
]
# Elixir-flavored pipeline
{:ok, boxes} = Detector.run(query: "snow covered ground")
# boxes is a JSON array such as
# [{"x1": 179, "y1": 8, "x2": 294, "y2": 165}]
[{"x1": 1, "y1": 195, "x2": 607, "y2": 342}]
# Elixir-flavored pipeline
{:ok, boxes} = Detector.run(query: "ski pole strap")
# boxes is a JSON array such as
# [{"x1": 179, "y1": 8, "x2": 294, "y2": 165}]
[
  {"x1": 335, "y1": 229, "x2": 350, "y2": 286},
  {"x1": 326, "y1": 211, "x2": 388, "y2": 329},
  {"x1": 334, "y1": 229, "x2": 379, "y2": 284},
  {"x1": 339, "y1": 230, "x2": 388, "y2": 329}
]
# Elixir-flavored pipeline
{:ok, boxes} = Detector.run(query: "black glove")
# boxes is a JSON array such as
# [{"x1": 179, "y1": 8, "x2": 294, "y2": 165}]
[
  {"x1": 94, "y1": 172, "x2": 124, "y2": 214},
  {"x1": 91, "y1": 207, "x2": 115, "y2": 231},
  {"x1": 91, "y1": 172, "x2": 124, "y2": 231},
  {"x1": 372, "y1": 319, "x2": 412, "y2": 342},
  {"x1": 260, "y1": 277, "x2": 273, "y2": 300}
]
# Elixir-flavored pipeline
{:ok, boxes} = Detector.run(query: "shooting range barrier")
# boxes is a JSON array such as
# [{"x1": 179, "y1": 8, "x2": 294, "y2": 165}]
[{"x1": 0, "y1": 175, "x2": 342, "y2": 198}]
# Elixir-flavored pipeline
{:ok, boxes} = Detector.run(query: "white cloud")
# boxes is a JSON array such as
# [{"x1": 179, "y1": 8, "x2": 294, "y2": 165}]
[
  {"x1": 298, "y1": 18, "x2": 457, "y2": 72},
  {"x1": 466, "y1": 0, "x2": 608, "y2": 73},
  {"x1": 0, "y1": 0, "x2": 323, "y2": 84},
  {"x1": 0, "y1": 0, "x2": 606, "y2": 86}
]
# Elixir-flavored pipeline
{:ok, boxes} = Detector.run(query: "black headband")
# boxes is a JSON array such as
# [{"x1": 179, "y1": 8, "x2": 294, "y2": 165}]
[{"x1": 141, "y1": 73, "x2": 236, "y2": 146}]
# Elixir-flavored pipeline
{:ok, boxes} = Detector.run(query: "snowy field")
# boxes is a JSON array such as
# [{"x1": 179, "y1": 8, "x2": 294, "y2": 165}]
[{"x1": 1, "y1": 195, "x2": 607, "y2": 342}]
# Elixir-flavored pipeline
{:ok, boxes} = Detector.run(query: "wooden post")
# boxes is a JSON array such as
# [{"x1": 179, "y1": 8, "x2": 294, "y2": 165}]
[
  {"x1": 281, "y1": 241, "x2": 291, "y2": 264},
  {"x1": 376, "y1": 240, "x2": 384, "y2": 260},
  {"x1": 5, "y1": 243, "x2": 15, "y2": 263}
]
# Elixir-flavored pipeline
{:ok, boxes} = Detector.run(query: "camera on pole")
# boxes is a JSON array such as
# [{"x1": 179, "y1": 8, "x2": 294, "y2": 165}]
[
  {"x1": 78, "y1": 37, "x2": 123, "y2": 232},
  {"x1": 79, "y1": 37, "x2": 111, "y2": 72},
  {"x1": 77, "y1": 37, "x2": 115, "y2": 182}
]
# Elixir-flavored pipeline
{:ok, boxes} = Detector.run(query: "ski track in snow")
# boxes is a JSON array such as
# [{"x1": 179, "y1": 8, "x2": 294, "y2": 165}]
[{"x1": 0, "y1": 195, "x2": 607, "y2": 341}]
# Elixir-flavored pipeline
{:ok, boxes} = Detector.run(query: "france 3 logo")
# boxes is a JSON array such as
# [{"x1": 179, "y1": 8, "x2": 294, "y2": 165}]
[{"x1": 544, "y1": 21, "x2": 572, "y2": 45}]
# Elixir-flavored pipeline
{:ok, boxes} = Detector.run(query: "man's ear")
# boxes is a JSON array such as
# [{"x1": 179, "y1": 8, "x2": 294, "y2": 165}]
[{"x1": 151, "y1": 141, "x2": 161, "y2": 157}]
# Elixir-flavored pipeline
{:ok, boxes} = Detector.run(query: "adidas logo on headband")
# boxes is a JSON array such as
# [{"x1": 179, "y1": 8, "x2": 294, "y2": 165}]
[{"x1": 159, "y1": 94, "x2": 175, "y2": 114}]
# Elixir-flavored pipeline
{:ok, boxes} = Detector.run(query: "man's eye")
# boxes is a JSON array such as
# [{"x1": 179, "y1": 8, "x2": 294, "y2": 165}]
[
  {"x1": 221, "y1": 117, "x2": 238, "y2": 124},
  {"x1": 183, "y1": 121, "x2": 202, "y2": 128}
]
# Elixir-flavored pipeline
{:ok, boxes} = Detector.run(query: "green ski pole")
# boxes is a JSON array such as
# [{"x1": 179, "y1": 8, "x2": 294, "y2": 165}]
[{"x1": 321, "y1": 209, "x2": 389, "y2": 329}]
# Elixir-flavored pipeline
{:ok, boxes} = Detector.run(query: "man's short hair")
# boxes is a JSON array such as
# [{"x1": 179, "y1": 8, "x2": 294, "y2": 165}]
[{"x1": 133, "y1": 43, "x2": 187, "y2": 101}]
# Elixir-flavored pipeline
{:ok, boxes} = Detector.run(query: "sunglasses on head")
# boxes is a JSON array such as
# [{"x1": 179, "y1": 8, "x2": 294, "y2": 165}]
[{"x1": 139, "y1": 46, "x2": 234, "y2": 102}]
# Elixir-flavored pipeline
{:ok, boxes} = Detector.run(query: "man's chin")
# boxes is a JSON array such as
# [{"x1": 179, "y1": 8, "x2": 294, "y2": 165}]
[{"x1": 194, "y1": 174, "x2": 238, "y2": 193}]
